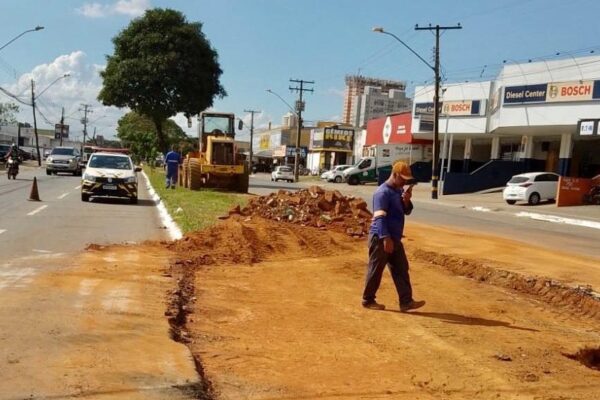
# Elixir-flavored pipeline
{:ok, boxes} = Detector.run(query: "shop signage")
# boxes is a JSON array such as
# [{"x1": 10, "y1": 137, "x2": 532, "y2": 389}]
[
  {"x1": 577, "y1": 119, "x2": 598, "y2": 136},
  {"x1": 415, "y1": 100, "x2": 483, "y2": 117},
  {"x1": 259, "y1": 134, "x2": 270, "y2": 150},
  {"x1": 547, "y1": 81, "x2": 594, "y2": 102},
  {"x1": 54, "y1": 123, "x2": 69, "y2": 139},
  {"x1": 284, "y1": 146, "x2": 307, "y2": 158},
  {"x1": 504, "y1": 79, "x2": 600, "y2": 105},
  {"x1": 503, "y1": 84, "x2": 548, "y2": 104},
  {"x1": 311, "y1": 127, "x2": 354, "y2": 151},
  {"x1": 382, "y1": 117, "x2": 392, "y2": 144},
  {"x1": 273, "y1": 145, "x2": 286, "y2": 157}
]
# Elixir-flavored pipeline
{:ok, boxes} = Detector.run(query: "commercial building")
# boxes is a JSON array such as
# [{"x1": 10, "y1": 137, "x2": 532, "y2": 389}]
[
  {"x1": 342, "y1": 75, "x2": 407, "y2": 126},
  {"x1": 307, "y1": 123, "x2": 355, "y2": 172},
  {"x1": 251, "y1": 113, "x2": 312, "y2": 169},
  {"x1": 411, "y1": 55, "x2": 600, "y2": 194}
]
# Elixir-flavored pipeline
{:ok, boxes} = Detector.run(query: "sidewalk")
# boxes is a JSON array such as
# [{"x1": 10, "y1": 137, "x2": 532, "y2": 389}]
[
  {"x1": 412, "y1": 183, "x2": 600, "y2": 227},
  {"x1": 296, "y1": 175, "x2": 600, "y2": 229}
]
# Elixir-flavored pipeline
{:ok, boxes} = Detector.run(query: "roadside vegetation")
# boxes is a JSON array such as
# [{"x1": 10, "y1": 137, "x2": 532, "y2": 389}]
[{"x1": 144, "y1": 166, "x2": 247, "y2": 234}]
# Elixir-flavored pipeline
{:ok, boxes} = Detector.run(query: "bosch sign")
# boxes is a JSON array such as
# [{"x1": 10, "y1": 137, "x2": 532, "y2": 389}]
[{"x1": 503, "y1": 80, "x2": 600, "y2": 105}]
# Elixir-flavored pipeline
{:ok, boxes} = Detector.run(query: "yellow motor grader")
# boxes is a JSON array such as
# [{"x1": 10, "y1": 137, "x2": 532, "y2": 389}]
[{"x1": 180, "y1": 112, "x2": 249, "y2": 193}]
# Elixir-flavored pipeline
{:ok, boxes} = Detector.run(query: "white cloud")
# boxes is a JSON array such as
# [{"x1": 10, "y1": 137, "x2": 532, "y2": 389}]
[
  {"x1": 77, "y1": 0, "x2": 151, "y2": 18},
  {"x1": 2, "y1": 51, "x2": 125, "y2": 139}
]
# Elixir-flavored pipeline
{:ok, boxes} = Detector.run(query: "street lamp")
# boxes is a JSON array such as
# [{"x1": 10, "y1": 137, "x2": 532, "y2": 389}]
[
  {"x1": 31, "y1": 73, "x2": 71, "y2": 165},
  {"x1": 0, "y1": 26, "x2": 44, "y2": 52},
  {"x1": 266, "y1": 88, "x2": 301, "y2": 179},
  {"x1": 373, "y1": 26, "x2": 449, "y2": 199}
]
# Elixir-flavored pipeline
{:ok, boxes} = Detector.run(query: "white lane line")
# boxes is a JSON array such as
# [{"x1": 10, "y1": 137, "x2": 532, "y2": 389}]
[
  {"x1": 515, "y1": 211, "x2": 600, "y2": 230},
  {"x1": 27, "y1": 205, "x2": 48, "y2": 216},
  {"x1": 0, "y1": 229, "x2": 6, "y2": 235},
  {"x1": 58, "y1": 192, "x2": 69, "y2": 199},
  {"x1": 74, "y1": 185, "x2": 82, "y2": 190},
  {"x1": 32, "y1": 249, "x2": 52, "y2": 254}
]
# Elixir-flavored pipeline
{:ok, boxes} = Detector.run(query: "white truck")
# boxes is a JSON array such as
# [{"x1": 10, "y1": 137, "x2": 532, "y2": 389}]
[{"x1": 343, "y1": 143, "x2": 431, "y2": 185}]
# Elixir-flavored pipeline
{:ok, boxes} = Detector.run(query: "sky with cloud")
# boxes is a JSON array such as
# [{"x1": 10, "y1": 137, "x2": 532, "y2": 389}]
[{"x1": 1, "y1": 0, "x2": 599, "y2": 142}]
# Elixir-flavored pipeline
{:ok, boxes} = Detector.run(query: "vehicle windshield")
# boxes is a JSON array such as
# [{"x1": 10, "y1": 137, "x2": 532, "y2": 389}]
[
  {"x1": 508, "y1": 176, "x2": 529, "y2": 184},
  {"x1": 51, "y1": 148, "x2": 75, "y2": 156},
  {"x1": 278, "y1": 166, "x2": 292, "y2": 172},
  {"x1": 203, "y1": 115, "x2": 232, "y2": 135},
  {"x1": 89, "y1": 155, "x2": 132, "y2": 170}
]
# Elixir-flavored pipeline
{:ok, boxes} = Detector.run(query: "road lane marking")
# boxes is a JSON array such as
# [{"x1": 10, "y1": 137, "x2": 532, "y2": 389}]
[
  {"x1": 74, "y1": 185, "x2": 82, "y2": 190},
  {"x1": 58, "y1": 192, "x2": 69, "y2": 199},
  {"x1": 32, "y1": 249, "x2": 52, "y2": 254},
  {"x1": 0, "y1": 229, "x2": 6, "y2": 235},
  {"x1": 27, "y1": 205, "x2": 48, "y2": 216},
  {"x1": 515, "y1": 212, "x2": 600, "y2": 230}
]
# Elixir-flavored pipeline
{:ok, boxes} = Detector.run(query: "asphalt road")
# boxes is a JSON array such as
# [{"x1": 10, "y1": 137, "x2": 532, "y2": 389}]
[
  {"x1": 0, "y1": 166, "x2": 167, "y2": 261},
  {"x1": 249, "y1": 174, "x2": 600, "y2": 259}
]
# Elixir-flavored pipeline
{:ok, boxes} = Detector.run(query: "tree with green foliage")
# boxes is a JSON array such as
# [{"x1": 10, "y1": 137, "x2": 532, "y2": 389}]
[
  {"x1": 0, "y1": 102, "x2": 19, "y2": 125},
  {"x1": 98, "y1": 8, "x2": 225, "y2": 153},
  {"x1": 116, "y1": 111, "x2": 192, "y2": 164}
]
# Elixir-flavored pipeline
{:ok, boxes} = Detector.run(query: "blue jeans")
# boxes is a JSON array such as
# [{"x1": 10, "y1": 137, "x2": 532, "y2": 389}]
[{"x1": 362, "y1": 234, "x2": 413, "y2": 306}]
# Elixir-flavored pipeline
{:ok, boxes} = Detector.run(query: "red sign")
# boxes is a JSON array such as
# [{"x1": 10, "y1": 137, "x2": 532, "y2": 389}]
[{"x1": 365, "y1": 112, "x2": 430, "y2": 146}]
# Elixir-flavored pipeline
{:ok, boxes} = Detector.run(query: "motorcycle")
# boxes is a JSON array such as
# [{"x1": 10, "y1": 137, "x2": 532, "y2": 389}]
[
  {"x1": 583, "y1": 185, "x2": 600, "y2": 205},
  {"x1": 6, "y1": 156, "x2": 19, "y2": 180}
]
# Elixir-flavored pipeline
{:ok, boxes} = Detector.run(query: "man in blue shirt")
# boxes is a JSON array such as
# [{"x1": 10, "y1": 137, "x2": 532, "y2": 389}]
[
  {"x1": 362, "y1": 161, "x2": 426, "y2": 312},
  {"x1": 164, "y1": 146, "x2": 182, "y2": 189}
]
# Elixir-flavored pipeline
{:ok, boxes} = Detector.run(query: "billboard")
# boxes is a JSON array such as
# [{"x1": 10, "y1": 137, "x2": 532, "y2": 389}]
[{"x1": 311, "y1": 127, "x2": 354, "y2": 151}]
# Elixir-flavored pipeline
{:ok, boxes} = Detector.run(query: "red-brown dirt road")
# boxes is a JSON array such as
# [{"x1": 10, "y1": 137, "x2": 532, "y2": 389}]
[{"x1": 171, "y1": 217, "x2": 600, "y2": 400}]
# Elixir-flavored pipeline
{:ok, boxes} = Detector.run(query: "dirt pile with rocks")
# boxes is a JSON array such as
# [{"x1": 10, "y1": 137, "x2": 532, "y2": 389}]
[{"x1": 229, "y1": 185, "x2": 373, "y2": 237}]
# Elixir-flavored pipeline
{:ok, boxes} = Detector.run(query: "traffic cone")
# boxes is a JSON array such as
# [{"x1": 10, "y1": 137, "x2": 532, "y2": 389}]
[{"x1": 28, "y1": 177, "x2": 41, "y2": 202}]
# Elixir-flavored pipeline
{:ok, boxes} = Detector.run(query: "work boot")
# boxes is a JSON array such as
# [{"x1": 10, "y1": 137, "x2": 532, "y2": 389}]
[
  {"x1": 362, "y1": 301, "x2": 386, "y2": 311},
  {"x1": 400, "y1": 300, "x2": 426, "y2": 312}
]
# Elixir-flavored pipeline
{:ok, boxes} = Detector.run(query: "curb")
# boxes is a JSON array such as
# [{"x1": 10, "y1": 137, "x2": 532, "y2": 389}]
[{"x1": 142, "y1": 171, "x2": 183, "y2": 241}]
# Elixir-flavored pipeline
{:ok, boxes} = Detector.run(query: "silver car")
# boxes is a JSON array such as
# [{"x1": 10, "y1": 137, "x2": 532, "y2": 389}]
[
  {"x1": 271, "y1": 165, "x2": 294, "y2": 182},
  {"x1": 46, "y1": 147, "x2": 82, "y2": 176}
]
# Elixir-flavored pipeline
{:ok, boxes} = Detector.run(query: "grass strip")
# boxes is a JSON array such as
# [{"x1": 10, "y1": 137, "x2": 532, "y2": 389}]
[{"x1": 144, "y1": 166, "x2": 248, "y2": 234}]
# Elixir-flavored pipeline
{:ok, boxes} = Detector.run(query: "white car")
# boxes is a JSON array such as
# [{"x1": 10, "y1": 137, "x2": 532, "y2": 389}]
[
  {"x1": 321, "y1": 164, "x2": 353, "y2": 183},
  {"x1": 271, "y1": 165, "x2": 294, "y2": 182},
  {"x1": 502, "y1": 172, "x2": 559, "y2": 205},
  {"x1": 81, "y1": 152, "x2": 141, "y2": 203}
]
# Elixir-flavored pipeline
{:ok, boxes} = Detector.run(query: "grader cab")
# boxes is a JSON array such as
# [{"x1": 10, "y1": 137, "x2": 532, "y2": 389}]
[{"x1": 180, "y1": 112, "x2": 249, "y2": 193}]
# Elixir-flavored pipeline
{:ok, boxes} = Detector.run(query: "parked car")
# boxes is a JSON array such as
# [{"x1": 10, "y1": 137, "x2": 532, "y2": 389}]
[
  {"x1": 0, "y1": 144, "x2": 10, "y2": 160},
  {"x1": 271, "y1": 165, "x2": 294, "y2": 182},
  {"x1": 502, "y1": 172, "x2": 560, "y2": 205},
  {"x1": 320, "y1": 164, "x2": 353, "y2": 183},
  {"x1": 81, "y1": 152, "x2": 141, "y2": 203},
  {"x1": 46, "y1": 146, "x2": 82, "y2": 176}
]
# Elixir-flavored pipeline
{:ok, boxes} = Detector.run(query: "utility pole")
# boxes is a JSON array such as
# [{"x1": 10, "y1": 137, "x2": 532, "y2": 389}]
[
  {"x1": 244, "y1": 109, "x2": 261, "y2": 173},
  {"x1": 289, "y1": 78, "x2": 314, "y2": 181},
  {"x1": 415, "y1": 23, "x2": 461, "y2": 199},
  {"x1": 30, "y1": 79, "x2": 41, "y2": 166},
  {"x1": 60, "y1": 107, "x2": 65, "y2": 146},
  {"x1": 79, "y1": 104, "x2": 92, "y2": 153}
]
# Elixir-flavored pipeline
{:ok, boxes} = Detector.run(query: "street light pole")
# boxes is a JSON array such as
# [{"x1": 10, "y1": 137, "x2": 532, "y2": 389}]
[
  {"x1": 31, "y1": 73, "x2": 71, "y2": 165},
  {"x1": 289, "y1": 79, "x2": 314, "y2": 181},
  {"x1": 373, "y1": 25, "x2": 461, "y2": 199},
  {"x1": 244, "y1": 109, "x2": 261, "y2": 172},
  {"x1": 0, "y1": 26, "x2": 44, "y2": 52}
]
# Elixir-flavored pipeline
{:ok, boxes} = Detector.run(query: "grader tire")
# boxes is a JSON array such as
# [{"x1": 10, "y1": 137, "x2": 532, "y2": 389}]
[
  {"x1": 189, "y1": 159, "x2": 204, "y2": 190},
  {"x1": 233, "y1": 172, "x2": 250, "y2": 193}
]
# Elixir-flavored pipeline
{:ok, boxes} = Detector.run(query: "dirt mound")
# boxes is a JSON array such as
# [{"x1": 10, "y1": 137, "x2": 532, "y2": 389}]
[
  {"x1": 409, "y1": 247, "x2": 600, "y2": 319},
  {"x1": 167, "y1": 216, "x2": 360, "y2": 267},
  {"x1": 231, "y1": 186, "x2": 372, "y2": 237}
]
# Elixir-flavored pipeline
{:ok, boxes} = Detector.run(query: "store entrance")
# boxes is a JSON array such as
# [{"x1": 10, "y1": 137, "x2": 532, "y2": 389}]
[{"x1": 571, "y1": 138, "x2": 600, "y2": 178}]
